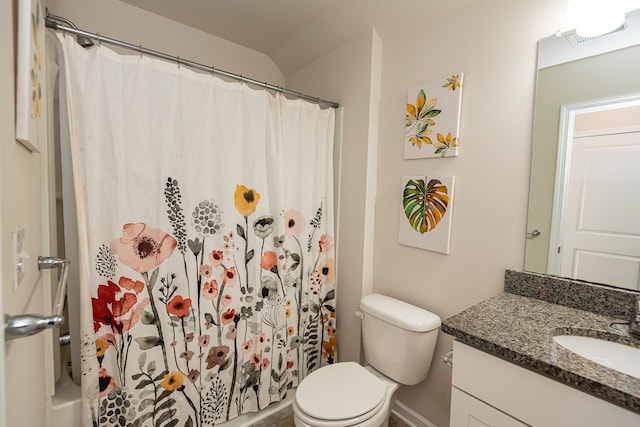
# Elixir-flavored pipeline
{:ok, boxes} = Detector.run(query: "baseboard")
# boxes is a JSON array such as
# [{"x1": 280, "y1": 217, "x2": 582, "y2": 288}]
[{"x1": 392, "y1": 400, "x2": 438, "y2": 427}]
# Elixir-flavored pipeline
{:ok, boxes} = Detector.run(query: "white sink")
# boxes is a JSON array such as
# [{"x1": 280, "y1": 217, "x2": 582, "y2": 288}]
[{"x1": 553, "y1": 335, "x2": 640, "y2": 378}]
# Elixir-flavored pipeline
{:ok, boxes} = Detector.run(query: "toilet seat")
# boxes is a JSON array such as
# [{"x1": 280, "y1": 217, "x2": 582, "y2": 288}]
[{"x1": 295, "y1": 362, "x2": 389, "y2": 425}]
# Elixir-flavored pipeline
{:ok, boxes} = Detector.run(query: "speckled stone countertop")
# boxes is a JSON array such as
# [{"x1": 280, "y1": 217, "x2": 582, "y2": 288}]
[{"x1": 441, "y1": 271, "x2": 640, "y2": 414}]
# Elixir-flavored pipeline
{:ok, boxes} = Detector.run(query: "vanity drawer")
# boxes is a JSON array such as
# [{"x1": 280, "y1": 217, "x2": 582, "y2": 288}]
[{"x1": 451, "y1": 387, "x2": 527, "y2": 427}]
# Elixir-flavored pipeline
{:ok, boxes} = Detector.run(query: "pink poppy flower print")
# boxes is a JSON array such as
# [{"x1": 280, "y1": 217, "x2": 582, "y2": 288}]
[
  {"x1": 110, "y1": 223, "x2": 177, "y2": 273},
  {"x1": 318, "y1": 234, "x2": 334, "y2": 254},
  {"x1": 260, "y1": 251, "x2": 277, "y2": 271},
  {"x1": 98, "y1": 368, "x2": 116, "y2": 396},
  {"x1": 199, "y1": 264, "x2": 212, "y2": 278},
  {"x1": 221, "y1": 267, "x2": 237, "y2": 287},
  {"x1": 221, "y1": 294, "x2": 232, "y2": 307},
  {"x1": 202, "y1": 280, "x2": 219, "y2": 300},
  {"x1": 284, "y1": 209, "x2": 305, "y2": 237},
  {"x1": 209, "y1": 250, "x2": 224, "y2": 267}
]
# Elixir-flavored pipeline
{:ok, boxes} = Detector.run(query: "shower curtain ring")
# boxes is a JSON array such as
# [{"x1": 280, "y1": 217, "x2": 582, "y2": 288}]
[
  {"x1": 96, "y1": 33, "x2": 101, "y2": 46},
  {"x1": 177, "y1": 56, "x2": 181, "y2": 68},
  {"x1": 139, "y1": 45, "x2": 143, "y2": 58}
]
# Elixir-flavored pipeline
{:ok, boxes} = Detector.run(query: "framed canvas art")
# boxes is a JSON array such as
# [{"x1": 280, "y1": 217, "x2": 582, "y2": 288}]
[
  {"x1": 16, "y1": 0, "x2": 45, "y2": 152},
  {"x1": 405, "y1": 74, "x2": 464, "y2": 159},
  {"x1": 399, "y1": 175, "x2": 455, "y2": 254}
]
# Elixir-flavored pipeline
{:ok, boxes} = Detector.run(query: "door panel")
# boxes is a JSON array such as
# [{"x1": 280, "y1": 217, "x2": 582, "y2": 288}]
[{"x1": 561, "y1": 130, "x2": 640, "y2": 290}]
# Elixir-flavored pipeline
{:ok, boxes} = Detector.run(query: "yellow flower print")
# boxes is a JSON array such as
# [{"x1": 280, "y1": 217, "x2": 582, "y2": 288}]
[
  {"x1": 322, "y1": 336, "x2": 337, "y2": 359},
  {"x1": 406, "y1": 89, "x2": 440, "y2": 149},
  {"x1": 286, "y1": 299, "x2": 291, "y2": 307},
  {"x1": 442, "y1": 74, "x2": 463, "y2": 91},
  {"x1": 159, "y1": 371, "x2": 185, "y2": 391},
  {"x1": 234, "y1": 185, "x2": 261, "y2": 216},
  {"x1": 95, "y1": 339, "x2": 109, "y2": 357},
  {"x1": 434, "y1": 132, "x2": 459, "y2": 156},
  {"x1": 286, "y1": 309, "x2": 291, "y2": 318},
  {"x1": 287, "y1": 326, "x2": 295, "y2": 336}
]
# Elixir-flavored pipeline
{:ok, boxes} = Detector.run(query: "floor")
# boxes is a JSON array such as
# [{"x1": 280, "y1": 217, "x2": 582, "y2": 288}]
[{"x1": 254, "y1": 405, "x2": 410, "y2": 427}]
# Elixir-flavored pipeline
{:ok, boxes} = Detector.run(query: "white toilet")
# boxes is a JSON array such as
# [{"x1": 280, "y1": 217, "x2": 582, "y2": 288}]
[{"x1": 293, "y1": 293, "x2": 442, "y2": 427}]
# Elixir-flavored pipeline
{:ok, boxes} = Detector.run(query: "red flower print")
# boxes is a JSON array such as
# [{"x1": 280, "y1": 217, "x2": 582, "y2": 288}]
[
  {"x1": 286, "y1": 361, "x2": 294, "y2": 369},
  {"x1": 221, "y1": 267, "x2": 237, "y2": 287},
  {"x1": 92, "y1": 296, "x2": 114, "y2": 332},
  {"x1": 284, "y1": 209, "x2": 305, "y2": 238},
  {"x1": 262, "y1": 357, "x2": 270, "y2": 370},
  {"x1": 260, "y1": 251, "x2": 277, "y2": 271},
  {"x1": 112, "y1": 293, "x2": 137, "y2": 318},
  {"x1": 209, "y1": 250, "x2": 224, "y2": 268},
  {"x1": 92, "y1": 279, "x2": 148, "y2": 333},
  {"x1": 118, "y1": 276, "x2": 144, "y2": 293},
  {"x1": 202, "y1": 280, "x2": 219, "y2": 300},
  {"x1": 110, "y1": 223, "x2": 177, "y2": 273},
  {"x1": 205, "y1": 345, "x2": 230, "y2": 369},
  {"x1": 166, "y1": 295, "x2": 192, "y2": 318},
  {"x1": 221, "y1": 308, "x2": 236, "y2": 325}
]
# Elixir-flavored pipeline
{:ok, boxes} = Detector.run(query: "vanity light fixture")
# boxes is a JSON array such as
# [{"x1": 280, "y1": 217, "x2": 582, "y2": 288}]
[{"x1": 567, "y1": 0, "x2": 640, "y2": 37}]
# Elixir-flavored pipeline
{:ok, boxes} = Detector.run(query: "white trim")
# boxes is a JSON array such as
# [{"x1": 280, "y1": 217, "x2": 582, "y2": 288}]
[
  {"x1": 547, "y1": 93, "x2": 640, "y2": 275},
  {"x1": 574, "y1": 124, "x2": 640, "y2": 139},
  {"x1": 391, "y1": 400, "x2": 438, "y2": 427}
]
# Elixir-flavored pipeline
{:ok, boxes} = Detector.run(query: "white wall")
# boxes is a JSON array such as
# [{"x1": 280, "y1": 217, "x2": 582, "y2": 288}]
[
  {"x1": 285, "y1": 1, "x2": 573, "y2": 425},
  {"x1": 288, "y1": 29, "x2": 382, "y2": 365},
  {"x1": 45, "y1": 0, "x2": 285, "y2": 86},
  {"x1": 1, "y1": 0, "x2": 49, "y2": 425}
]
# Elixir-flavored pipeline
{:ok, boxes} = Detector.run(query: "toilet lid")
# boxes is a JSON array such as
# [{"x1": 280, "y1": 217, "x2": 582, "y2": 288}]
[{"x1": 295, "y1": 362, "x2": 388, "y2": 421}]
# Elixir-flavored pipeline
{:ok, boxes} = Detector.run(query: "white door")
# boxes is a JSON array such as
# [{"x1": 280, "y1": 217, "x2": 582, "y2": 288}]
[
  {"x1": 0, "y1": 1, "x2": 53, "y2": 426},
  {"x1": 560, "y1": 128, "x2": 640, "y2": 290}
]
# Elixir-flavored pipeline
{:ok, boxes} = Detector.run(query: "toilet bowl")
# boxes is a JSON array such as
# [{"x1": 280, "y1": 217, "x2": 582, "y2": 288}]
[
  {"x1": 292, "y1": 294, "x2": 441, "y2": 427},
  {"x1": 293, "y1": 362, "x2": 399, "y2": 427}
]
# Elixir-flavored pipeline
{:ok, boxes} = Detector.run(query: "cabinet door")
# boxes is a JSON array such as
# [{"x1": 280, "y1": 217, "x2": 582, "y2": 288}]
[{"x1": 450, "y1": 387, "x2": 528, "y2": 427}]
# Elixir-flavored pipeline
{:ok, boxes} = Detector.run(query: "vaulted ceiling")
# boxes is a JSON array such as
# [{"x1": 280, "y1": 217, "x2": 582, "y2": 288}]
[{"x1": 118, "y1": 0, "x2": 477, "y2": 74}]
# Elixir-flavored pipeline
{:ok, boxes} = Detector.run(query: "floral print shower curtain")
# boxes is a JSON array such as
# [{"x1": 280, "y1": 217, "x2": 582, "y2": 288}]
[{"x1": 57, "y1": 34, "x2": 336, "y2": 427}]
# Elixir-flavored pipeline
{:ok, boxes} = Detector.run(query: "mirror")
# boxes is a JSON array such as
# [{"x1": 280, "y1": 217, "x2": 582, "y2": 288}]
[{"x1": 525, "y1": 10, "x2": 640, "y2": 291}]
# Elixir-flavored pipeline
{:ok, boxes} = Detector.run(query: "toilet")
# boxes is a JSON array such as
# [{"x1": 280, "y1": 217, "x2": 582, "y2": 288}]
[{"x1": 293, "y1": 293, "x2": 442, "y2": 427}]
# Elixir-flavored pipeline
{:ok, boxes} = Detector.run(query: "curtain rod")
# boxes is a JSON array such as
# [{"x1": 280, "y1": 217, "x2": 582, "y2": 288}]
[{"x1": 44, "y1": 13, "x2": 340, "y2": 109}]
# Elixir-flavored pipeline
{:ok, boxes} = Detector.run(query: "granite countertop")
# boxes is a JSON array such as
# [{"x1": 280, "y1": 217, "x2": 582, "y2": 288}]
[{"x1": 441, "y1": 291, "x2": 640, "y2": 413}]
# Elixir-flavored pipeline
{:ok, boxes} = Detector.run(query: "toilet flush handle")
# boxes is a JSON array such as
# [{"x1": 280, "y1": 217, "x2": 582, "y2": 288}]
[{"x1": 354, "y1": 310, "x2": 364, "y2": 320}]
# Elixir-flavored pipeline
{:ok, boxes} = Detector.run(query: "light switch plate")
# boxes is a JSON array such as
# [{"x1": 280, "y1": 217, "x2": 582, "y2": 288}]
[{"x1": 12, "y1": 226, "x2": 27, "y2": 290}]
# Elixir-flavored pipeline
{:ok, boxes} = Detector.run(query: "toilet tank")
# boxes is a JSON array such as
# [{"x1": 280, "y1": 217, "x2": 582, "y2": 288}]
[{"x1": 360, "y1": 294, "x2": 441, "y2": 385}]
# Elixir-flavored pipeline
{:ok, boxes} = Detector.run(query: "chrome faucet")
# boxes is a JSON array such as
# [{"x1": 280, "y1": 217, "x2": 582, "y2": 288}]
[{"x1": 630, "y1": 295, "x2": 640, "y2": 337}]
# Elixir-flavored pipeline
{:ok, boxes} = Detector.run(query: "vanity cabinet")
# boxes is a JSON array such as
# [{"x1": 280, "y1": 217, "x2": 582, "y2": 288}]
[{"x1": 450, "y1": 341, "x2": 640, "y2": 427}]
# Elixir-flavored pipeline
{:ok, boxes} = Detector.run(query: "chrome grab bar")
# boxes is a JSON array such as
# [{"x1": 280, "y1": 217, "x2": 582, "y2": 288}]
[{"x1": 4, "y1": 256, "x2": 70, "y2": 341}]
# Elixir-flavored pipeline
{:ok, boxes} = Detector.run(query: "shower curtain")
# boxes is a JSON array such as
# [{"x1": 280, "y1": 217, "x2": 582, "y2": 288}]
[{"x1": 57, "y1": 34, "x2": 336, "y2": 427}]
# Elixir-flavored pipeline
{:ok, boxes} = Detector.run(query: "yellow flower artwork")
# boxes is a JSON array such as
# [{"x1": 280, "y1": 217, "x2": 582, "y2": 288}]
[{"x1": 404, "y1": 73, "x2": 464, "y2": 159}]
